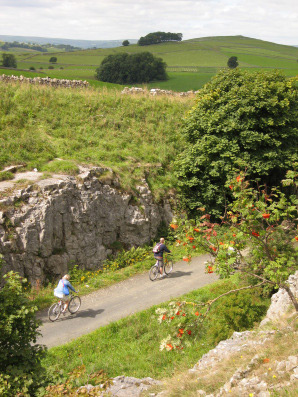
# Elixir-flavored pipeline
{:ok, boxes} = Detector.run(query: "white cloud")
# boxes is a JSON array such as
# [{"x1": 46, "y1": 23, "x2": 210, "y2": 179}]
[{"x1": 0, "y1": 0, "x2": 297, "y2": 45}]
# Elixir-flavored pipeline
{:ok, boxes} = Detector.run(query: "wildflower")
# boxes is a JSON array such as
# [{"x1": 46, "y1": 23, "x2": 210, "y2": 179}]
[
  {"x1": 171, "y1": 316, "x2": 174, "y2": 320},
  {"x1": 188, "y1": 236, "x2": 194, "y2": 242},
  {"x1": 192, "y1": 245, "x2": 196, "y2": 249},
  {"x1": 232, "y1": 233, "x2": 236, "y2": 237},
  {"x1": 219, "y1": 241, "x2": 224, "y2": 245},
  {"x1": 176, "y1": 240, "x2": 181, "y2": 244},
  {"x1": 162, "y1": 315, "x2": 166, "y2": 321},
  {"x1": 229, "y1": 185, "x2": 233, "y2": 190},
  {"x1": 187, "y1": 330, "x2": 191, "y2": 335},
  {"x1": 170, "y1": 224, "x2": 178, "y2": 230},
  {"x1": 295, "y1": 236, "x2": 298, "y2": 241},
  {"x1": 209, "y1": 245, "x2": 217, "y2": 252},
  {"x1": 166, "y1": 344, "x2": 173, "y2": 351},
  {"x1": 194, "y1": 228, "x2": 200, "y2": 232},
  {"x1": 183, "y1": 257, "x2": 190, "y2": 262},
  {"x1": 195, "y1": 311, "x2": 200, "y2": 316},
  {"x1": 263, "y1": 358, "x2": 270, "y2": 363},
  {"x1": 207, "y1": 266, "x2": 214, "y2": 274},
  {"x1": 262, "y1": 213, "x2": 270, "y2": 219},
  {"x1": 176, "y1": 311, "x2": 180, "y2": 316},
  {"x1": 252, "y1": 231, "x2": 260, "y2": 237},
  {"x1": 179, "y1": 329, "x2": 184, "y2": 334},
  {"x1": 182, "y1": 313, "x2": 186, "y2": 317},
  {"x1": 272, "y1": 375, "x2": 276, "y2": 378},
  {"x1": 183, "y1": 242, "x2": 187, "y2": 246},
  {"x1": 236, "y1": 175, "x2": 242, "y2": 182}
]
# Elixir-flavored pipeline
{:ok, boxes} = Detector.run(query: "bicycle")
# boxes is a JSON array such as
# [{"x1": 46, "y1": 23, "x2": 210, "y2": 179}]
[
  {"x1": 48, "y1": 293, "x2": 81, "y2": 322},
  {"x1": 149, "y1": 254, "x2": 173, "y2": 281}
]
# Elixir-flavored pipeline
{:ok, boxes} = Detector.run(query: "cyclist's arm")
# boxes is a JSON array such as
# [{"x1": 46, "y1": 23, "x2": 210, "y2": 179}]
[{"x1": 65, "y1": 280, "x2": 77, "y2": 293}]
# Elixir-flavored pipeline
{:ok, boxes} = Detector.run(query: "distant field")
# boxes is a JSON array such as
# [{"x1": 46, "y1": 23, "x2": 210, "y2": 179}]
[{"x1": 1, "y1": 35, "x2": 297, "y2": 91}]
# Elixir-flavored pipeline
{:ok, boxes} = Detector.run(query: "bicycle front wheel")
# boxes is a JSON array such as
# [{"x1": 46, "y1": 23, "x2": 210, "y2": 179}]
[
  {"x1": 164, "y1": 260, "x2": 173, "y2": 275},
  {"x1": 68, "y1": 296, "x2": 81, "y2": 314},
  {"x1": 48, "y1": 303, "x2": 61, "y2": 322},
  {"x1": 149, "y1": 265, "x2": 159, "y2": 281}
]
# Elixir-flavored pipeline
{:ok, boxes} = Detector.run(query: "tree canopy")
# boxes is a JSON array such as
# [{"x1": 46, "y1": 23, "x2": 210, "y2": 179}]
[
  {"x1": 138, "y1": 32, "x2": 182, "y2": 46},
  {"x1": 1, "y1": 53, "x2": 17, "y2": 68},
  {"x1": 175, "y1": 69, "x2": 298, "y2": 217},
  {"x1": 49, "y1": 56, "x2": 57, "y2": 63},
  {"x1": 95, "y1": 52, "x2": 168, "y2": 84},
  {"x1": 227, "y1": 56, "x2": 239, "y2": 69},
  {"x1": 122, "y1": 40, "x2": 130, "y2": 46}
]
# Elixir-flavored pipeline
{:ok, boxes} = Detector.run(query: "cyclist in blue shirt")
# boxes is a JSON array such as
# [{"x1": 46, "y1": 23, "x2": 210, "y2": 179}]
[
  {"x1": 54, "y1": 274, "x2": 77, "y2": 312},
  {"x1": 154, "y1": 237, "x2": 171, "y2": 277}
]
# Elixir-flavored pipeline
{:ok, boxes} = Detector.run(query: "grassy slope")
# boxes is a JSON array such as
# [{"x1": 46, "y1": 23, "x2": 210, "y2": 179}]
[
  {"x1": 0, "y1": 82, "x2": 193, "y2": 197},
  {"x1": 1, "y1": 36, "x2": 297, "y2": 91}
]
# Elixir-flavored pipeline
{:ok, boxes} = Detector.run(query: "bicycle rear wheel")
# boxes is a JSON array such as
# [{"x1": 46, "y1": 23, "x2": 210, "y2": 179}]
[
  {"x1": 68, "y1": 296, "x2": 81, "y2": 314},
  {"x1": 48, "y1": 302, "x2": 61, "y2": 322},
  {"x1": 149, "y1": 265, "x2": 159, "y2": 281},
  {"x1": 164, "y1": 259, "x2": 173, "y2": 275}
]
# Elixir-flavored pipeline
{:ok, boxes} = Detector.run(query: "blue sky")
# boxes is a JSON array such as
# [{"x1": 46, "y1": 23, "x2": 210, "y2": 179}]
[{"x1": 0, "y1": 0, "x2": 297, "y2": 45}]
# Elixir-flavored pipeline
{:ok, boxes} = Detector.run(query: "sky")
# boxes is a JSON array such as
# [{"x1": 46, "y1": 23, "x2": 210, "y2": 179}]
[{"x1": 0, "y1": 0, "x2": 297, "y2": 46}]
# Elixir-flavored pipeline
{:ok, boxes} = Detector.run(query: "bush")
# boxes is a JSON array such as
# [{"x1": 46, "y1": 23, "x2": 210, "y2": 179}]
[
  {"x1": 29, "y1": 66, "x2": 36, "y2": 70},
  {"x1": 48, "y1": 65, "x2": 54, "y2": 69},
  {"x1": 95, "y1": 52, "x2": 168, "y2": 84},
  {"x1": 205, "y1": 288, "x2": 268, "y2": 344},
  {"x1": 49, "y1": 56, "x2": 57, "y2": 63},
  {"x1": 0, "y1": 269, "x2": 47, "y2": 395},
  {"x1": 175, "y1": 69, "x2": 298, "y2": 217}
]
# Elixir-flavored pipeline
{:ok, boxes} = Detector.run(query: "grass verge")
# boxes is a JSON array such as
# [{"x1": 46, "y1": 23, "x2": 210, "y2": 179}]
[{"x1": 42, "y1": 275, "x2": 270, "y2": 386}]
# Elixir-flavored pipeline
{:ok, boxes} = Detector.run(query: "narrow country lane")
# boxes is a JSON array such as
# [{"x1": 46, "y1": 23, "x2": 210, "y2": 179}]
[{"x1": 37, "y1": 254, "x2": 218, "y2": 348}]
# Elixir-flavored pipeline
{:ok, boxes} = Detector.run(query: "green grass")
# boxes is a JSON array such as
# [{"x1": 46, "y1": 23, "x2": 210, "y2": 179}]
[
  {"x1": 0, "y1": 82, "x2": 192, "y2": 197},
  {"x1": 2, "y1": 35, "x2": 297, "y2": 92},
  {"x1": 43, "y1": 275, "x2": 270, "y2": 382}
]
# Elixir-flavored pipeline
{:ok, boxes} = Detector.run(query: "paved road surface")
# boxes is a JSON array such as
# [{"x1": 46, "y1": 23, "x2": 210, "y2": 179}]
[{"x1": 37, "y1": 254, "x2": 218, "y2": 348}]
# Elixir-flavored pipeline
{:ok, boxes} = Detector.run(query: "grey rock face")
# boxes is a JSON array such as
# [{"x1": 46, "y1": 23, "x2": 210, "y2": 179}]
[
  {"x1": 260, "y1": 271, "x2": 298, "y2": 326},
  {"x1": 0, "y1": 168, "x2": 172, "y2": 283}
]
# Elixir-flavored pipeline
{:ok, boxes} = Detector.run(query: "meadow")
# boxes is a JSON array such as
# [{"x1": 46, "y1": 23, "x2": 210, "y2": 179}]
[
  {"x1": 0, "y1": 82, "x2": 193, "y2": 198},
  {"x1": 1, "y1": 35, "x2": 297, "y2": 91}
]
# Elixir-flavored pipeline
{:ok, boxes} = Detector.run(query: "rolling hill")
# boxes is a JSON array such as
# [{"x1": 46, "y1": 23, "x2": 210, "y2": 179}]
[{"x1": 1, "y1": 35, "x2": 298, "y2": 91}]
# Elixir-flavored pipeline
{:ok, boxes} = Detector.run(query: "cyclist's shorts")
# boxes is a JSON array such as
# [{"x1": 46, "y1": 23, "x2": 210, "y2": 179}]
[{"x1": 54, "y1": 292, "x2": 70, "y2": 301}]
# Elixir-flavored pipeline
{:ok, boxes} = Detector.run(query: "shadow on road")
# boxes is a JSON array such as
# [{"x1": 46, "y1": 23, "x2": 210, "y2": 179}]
[
  {"x1": 166, "y1": 270, "x2": 193, "y2": 279},
  {"x1": 42, "y1": 308, "x2": 105, "y2": 324}
]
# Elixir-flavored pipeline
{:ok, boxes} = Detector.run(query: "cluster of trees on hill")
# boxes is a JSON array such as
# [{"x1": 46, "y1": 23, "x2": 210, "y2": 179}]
[
  {"x1": 0, "y1": 41, "x2": 80, "y2": 52},
  {"x1": 95, "y1": 52, "x2": 167, "y2": 84},
  {"x1": 138, "y1": 32, "x2": 182, "y2": 46},
  {"x1": 1, "y1": 53, "x2": 17, "y2": 68},
  {"x1": 1, "y1": 41, "x2": 47, "y2": 52}
]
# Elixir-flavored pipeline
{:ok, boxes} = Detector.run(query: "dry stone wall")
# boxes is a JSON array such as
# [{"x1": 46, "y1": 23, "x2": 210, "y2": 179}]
[
  {"x1": 0, "y1": 74, "x2": 89, "y2": 88},
  {"x1": 0, "y1": 167, "x2": 172, "y2": 283}
]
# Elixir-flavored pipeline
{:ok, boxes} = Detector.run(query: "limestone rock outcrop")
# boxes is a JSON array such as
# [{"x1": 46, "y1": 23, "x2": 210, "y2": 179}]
[{"x1": 0, "y1": 167, "x2": 172, "y2": 283}]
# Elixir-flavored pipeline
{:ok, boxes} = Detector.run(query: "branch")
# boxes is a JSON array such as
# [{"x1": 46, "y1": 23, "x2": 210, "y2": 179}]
[{"x1": 205, "y1": 281, "x2": 266, "y2": 314}]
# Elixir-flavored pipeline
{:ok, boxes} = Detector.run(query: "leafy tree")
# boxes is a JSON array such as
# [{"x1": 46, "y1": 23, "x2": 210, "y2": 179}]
[
  {"x1": 95, "y1": 52, "x2": 167, "y2": 84},
  {"x1": 1, "y1": 53, "x2": 17, "y2": 68},
  {"x1": 138, "y1": 32, "x2": 182, "y2": 46},
  {"x1": 122, "y1": 40, "x2": 130, "y2": 46},
  {"x1": 157, "y1": 171, "x2": 297, "y2": 351},
  {"x1": 49, "y1": 56, "x2": 57, "y2": 63},
  {"x1": 0, "y1": 267, "x2": 47, "y2": 395},
  {"x1": 175, "y1": 70, "x2": 298, "y2": 217},
  {"x1": 227, "y1": 56, "x2": 238, "y2": 68}
]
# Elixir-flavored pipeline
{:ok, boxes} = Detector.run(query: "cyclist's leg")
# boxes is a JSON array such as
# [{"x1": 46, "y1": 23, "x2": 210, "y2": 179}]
[{"x1": 158, "y1": 258, "x2": 164, "y2": 275}]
